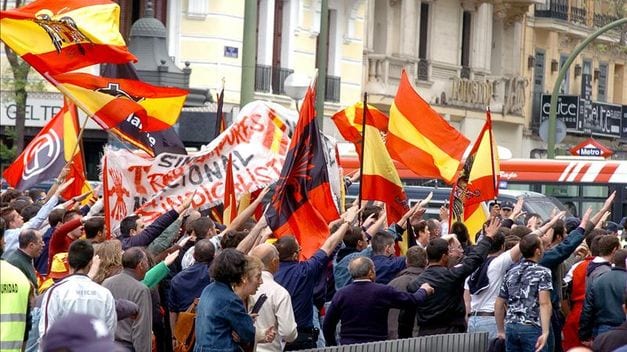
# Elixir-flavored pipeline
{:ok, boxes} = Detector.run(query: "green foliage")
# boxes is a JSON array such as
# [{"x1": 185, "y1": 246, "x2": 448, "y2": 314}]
[{"x1": 0, "y1": 127, "x2": 17, "y2": 166}]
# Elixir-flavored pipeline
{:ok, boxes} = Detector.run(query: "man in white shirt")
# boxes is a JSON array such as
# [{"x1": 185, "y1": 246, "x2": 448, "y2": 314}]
[
  {"x1": 464, "y1": 229, "x2": 522, "y2": 340},
  {"x1": 250, "y1": 243, "x2": 298, "y2": 351},
  {"x1": 39, "y1": 239, "x2": 117, "y2": 339},
  {"x1": 1, "y1": 176, "x2": 72, "y2": 258}
]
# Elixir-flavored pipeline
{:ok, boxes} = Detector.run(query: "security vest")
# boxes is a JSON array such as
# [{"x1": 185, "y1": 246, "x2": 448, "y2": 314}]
[{"x1": 0, "y1": 260, "x2": 31, "y2": 352}]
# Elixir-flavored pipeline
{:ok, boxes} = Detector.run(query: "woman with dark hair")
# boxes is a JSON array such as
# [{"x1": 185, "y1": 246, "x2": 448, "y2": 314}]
[
  {"x1": 450, "y1": 221, "x2": 471, "y2": 251},
  {"x1": 194, "y1": 248, "x2": 256, "y2": 351}
]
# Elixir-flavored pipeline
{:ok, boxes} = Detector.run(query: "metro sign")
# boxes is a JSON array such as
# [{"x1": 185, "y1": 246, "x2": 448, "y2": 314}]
[{"x1": 569, "y1": 137, "x2": 613, "y2": 158}]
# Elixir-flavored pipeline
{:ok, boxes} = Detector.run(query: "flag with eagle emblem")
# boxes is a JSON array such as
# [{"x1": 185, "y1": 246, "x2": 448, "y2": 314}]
[
  {"x1": 265, "y1": 83, "x2": 340, "y2": 259},
  {"x1": 0, "y1": 0, "x2": 136, "y2": 75}
]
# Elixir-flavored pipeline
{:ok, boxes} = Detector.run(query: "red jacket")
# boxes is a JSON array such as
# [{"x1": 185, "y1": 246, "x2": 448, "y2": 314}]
[{"x1": 47, "y1": 217, "x2": 82, "y2": 272}]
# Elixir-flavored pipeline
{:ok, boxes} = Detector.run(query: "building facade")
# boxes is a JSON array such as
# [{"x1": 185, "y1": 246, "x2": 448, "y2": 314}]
[
  {"x1": 361, "y1": 0, "x2": 625, "y2": 159},
  {"x1": 166, "y1": 0, "x2": 368, "y2": 131},
  {"x1": 523, "y1": 0, "x2": 626, "y2": 159}
]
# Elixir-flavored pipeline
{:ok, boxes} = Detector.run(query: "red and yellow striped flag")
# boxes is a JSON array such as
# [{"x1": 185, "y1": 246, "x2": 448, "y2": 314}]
[
  {"x1": 387, "y1": 70, "x2": 470, "y2": 183},
  {"x1": 223, "y1": 154, "x2": 237, "y2": 226},
  {"x1": 0, "y1": 0, "x2": 136, "y2": 75},
  {"x1": 52, "y1": 72, "x2": 187, "y2": 132},
  {"x1": 450, "y1": 111, "x2": 500, "y2": 240},
  {"x1": 332, "y1": 103, "x2": 408, "y2": 224}
]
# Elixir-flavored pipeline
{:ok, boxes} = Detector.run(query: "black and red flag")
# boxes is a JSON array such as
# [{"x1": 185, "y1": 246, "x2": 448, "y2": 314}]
[
  {"x1": 265, "y1": 82, "x2": 340, "y2": 259},
  {"x1": 3, "y1": 97, "x2": 92, "y2": 199},
  {"x1": 99, "y1": 63, "x2": 187, "y2": 156},
  {"x1": 212, "y1": 87, "x2": 227, "y2": 140}
]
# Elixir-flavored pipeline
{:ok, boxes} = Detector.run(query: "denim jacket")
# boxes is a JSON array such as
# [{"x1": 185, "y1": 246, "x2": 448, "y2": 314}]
[{"x1": 194, "y1": 281, "x2": 255, "y2": 352}]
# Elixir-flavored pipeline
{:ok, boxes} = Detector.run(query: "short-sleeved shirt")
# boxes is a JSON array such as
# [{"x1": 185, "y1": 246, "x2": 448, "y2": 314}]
[
  {"x1": 274, "y1": 249, "x2": 329, "y2": 328},
  {"x1": 499, "y1": 260, "x2": 552, "y2": 327}
]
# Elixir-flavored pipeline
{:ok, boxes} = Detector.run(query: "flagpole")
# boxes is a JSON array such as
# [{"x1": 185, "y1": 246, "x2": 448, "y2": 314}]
[
  {"x1": 486, "y1": 107, "x2": 498, "y2": 201},
  {"x1": 357, "y1": 92, "x2": 367, "y2": 225}
]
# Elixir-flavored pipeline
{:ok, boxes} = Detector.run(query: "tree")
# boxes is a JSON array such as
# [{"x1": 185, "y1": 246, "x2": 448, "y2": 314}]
[{"x1": 2, "y1": 0, "x2": 29, "y2": 155}]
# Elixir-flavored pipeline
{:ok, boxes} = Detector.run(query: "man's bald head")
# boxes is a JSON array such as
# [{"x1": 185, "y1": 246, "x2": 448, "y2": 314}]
[
  {"x1": 348, "y1": 256, "x2": 375, "y2": 280},
  {"x1": 250, "y1": 243, "x2": 279, "y2": 273}
]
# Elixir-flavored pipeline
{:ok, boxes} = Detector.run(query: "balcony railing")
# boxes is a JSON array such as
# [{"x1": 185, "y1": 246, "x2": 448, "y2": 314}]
[
  {"x1": 325, "y1": 75, "x2": 341, "y2": 102},
  {"x1": 255, "y1": 64, "x2": 271, "y2": 93},
  {"x1": 570, "y1": 6, "x2": 587, "y2": 25},
  {"x1": 255, "y1": 65, "x2": 296, "y2": 95},
  {"x1": 417, "y1": 59, "x2": 430, "y2": 81},
  {"x1": 594, "y1": 13, "x2": 620, "y2": 28},
  {"x1": 535, "y1": 1, "x2": 623, "y2": 33},
  {"x1": 272, "y1": 67, "x2": 293, "y2": 95},
  {"x1": 534, "y1": 0, "x2": 568, "y2": 20}
]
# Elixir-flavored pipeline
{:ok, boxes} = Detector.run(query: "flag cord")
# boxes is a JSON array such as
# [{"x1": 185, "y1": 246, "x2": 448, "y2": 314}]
[{"x1": 357, "y1": 92, "x2": 367, "y2": 225}]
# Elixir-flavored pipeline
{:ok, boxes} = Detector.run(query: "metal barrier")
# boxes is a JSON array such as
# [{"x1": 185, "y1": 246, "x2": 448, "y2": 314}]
[{"x1": 299, "y1": 332, "x2": 489, "y2": 352}]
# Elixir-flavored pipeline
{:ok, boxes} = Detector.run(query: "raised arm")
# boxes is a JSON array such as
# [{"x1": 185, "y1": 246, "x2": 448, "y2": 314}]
[
  {"x1": 588, "y1": 191, "x2": 615, "y2": 229},
  {"x1": 221, "y1": 187, "x2": 270, "y2": 235},
  {"x1": 320, "y1": 205, "x2": 360, "y2": 255}
]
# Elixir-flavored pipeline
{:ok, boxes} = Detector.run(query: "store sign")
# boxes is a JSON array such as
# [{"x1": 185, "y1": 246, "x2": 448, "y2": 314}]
[
  {"x1": 449, "y1": 78, "x2": 494, "y2": 107},
  {"x1": 541, "y1": 94, "x2": 623, "y2": 139},
  {"x1": 622, "y1": 105, "x2": 627, "y2": 139},
  {"x1": 586, "y1": 102, "x2": 622, "y2": 138},
  {"x1": 579, "y1": 74, "x2": 593, "y2": 127},
  {"x1": 540, "y1": 95, "x2": 579, "y2": 130},
  {"x1": 0, "y1": 91, "x2": 100, "y2": 129},
  {"x1": 569, "y1": 137, "x2": 613, "y2": 158}
]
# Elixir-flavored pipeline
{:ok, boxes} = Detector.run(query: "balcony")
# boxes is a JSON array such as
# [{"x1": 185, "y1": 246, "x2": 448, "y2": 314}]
[
  {"x1": 594, "y1": 13, "x2": 620, "y2": 28},
  {"x1": 272, "y1": 67, "x2": 293, "y2": 95},
  {"x1": 534, "y1": 0, "x2": 568, "y2": 21},
  {"x1": 255, "y1": 64, "x2": 271, "y2": 93},
  {"x1": 325, "y1": 75, "x2": 341, "y2": 102},
  {"x1": 534, "y1": 1, "x2": 622, "y2": 34},
  {"x1": 254, "y1": 65, "x2": 295, "y2": 95}
]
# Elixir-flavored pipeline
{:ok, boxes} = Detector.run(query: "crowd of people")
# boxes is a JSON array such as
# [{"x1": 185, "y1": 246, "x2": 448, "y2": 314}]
[{"x1": 1, "y1": 167, "x2": 626, "y2": 352}]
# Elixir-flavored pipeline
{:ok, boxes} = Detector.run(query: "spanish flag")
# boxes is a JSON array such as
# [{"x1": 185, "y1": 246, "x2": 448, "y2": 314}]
[
  {"x1": 265, "y1": 83, "x2": 340, "y2": 259},
  {"x1": 332, "y1": 103, "x2": 408, "y2": 224},
  {"x1": 387, "y1": 70, "x2": 470, "y2": 183},
  {"x1": 3, "y1": 98, "x2": 92, "y2": 199},
  {"x1": 450, "y1": 110, "x2": 500, "y2": 240},
  {"x1": 332, "y1": 102, "x2": 389, "y2": 144},
  {"x1": 51, "y1": 72, "x2": 187, "y2": 132},
  {"x1": 223, "y1": 154, "x2": 237, "y2": 226},
  {"x1": 0, "y1": 0, "x2": 136, "y2": 75}
]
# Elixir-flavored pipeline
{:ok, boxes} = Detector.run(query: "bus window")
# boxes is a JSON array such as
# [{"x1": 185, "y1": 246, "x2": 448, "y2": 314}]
[
  {"x1": 505, "y1": 184, "x2": 532, "y2": 192},
  {"x1": 582, "y1": 201, "x2": 604, "y2": 216},
  {"x1": 582, "y1": 185, "x2": 608, "y2": 197},
  {"x1": 542, "y1": 185, "x2": 579, "y2": 197}
]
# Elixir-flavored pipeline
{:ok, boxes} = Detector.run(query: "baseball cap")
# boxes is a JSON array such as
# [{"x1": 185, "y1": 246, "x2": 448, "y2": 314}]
[
  {"x1": 42, "y1": 313, "x2": 123, "y2": 352},
  {"x1": 604, "y1": 221, "x2": 619, "y2": 234}
]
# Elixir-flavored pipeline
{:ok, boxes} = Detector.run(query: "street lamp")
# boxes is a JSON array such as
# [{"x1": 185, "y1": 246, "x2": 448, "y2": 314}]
[{"x1": 283, "y1": 73, "x2": 310, "y2": 113}]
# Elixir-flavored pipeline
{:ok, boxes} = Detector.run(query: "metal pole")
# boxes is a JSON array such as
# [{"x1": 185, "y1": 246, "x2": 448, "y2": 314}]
[
  {"x1": 315, "y1": 0, "x2": 329, "y2": 124},
  {"x1": 547, "y1": 17, "x2": 626, "y2": 159},
  {"x1": 358, "y1": 93, "x2": 368, "y2": 225},
  {"x1": 240, "y1": 0, "x2": 258, "y2": 107}
]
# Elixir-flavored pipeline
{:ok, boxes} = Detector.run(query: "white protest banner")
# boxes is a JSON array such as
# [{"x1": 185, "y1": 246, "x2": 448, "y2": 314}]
[{"x1": 103, "y1": 101, "x2": 290, "y2": 234}]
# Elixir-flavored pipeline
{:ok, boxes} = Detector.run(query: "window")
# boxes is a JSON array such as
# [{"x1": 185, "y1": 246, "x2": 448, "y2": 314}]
[
  {"x1": 559, "y1": 54, "x2": 569, "y2": 94},
  {"x1": 460, "y1": 11, "x2": 472, "y2": 78},
  {"x1": 598, "y1": 63, "x2": 607, "y2": 102},
  {"x1": 418, "y1": 3, "x2": 430, "y2": 60}
]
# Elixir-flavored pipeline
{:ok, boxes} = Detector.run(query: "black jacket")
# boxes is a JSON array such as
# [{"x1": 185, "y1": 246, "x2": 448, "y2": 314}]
[{"x1": 407, "y1": 236, "x2": 494, "y2": 329}]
